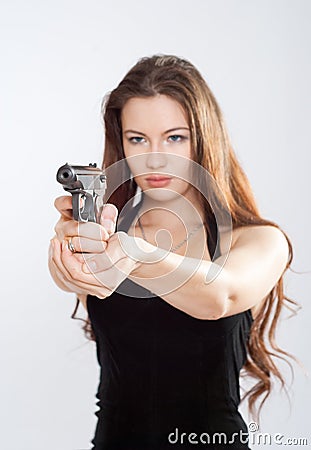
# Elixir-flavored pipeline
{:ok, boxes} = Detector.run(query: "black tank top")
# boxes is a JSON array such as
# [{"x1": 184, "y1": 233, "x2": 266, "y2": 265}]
[{"x1": 86, "y1": 199, "x2": 253, "y2": 449}]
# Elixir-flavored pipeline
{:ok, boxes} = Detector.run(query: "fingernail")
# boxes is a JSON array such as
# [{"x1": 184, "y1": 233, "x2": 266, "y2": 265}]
[
  {"x1": 102, "y1": 219, "x2": 114, "y2": 233},
  {"x1": 61, "y1": 240, "x2": 68, "y2": 251},
  {"x1": 83, "y1": 260, "x2": 97, "y2": 273}
]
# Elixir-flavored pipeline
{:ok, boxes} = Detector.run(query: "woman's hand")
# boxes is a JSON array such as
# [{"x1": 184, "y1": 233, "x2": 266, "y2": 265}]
[
  {"x1": 50, "y1": 230, "x2": 145, "y2": 299},
  {"x1": 48, "y1": 196, "x2": 118, "y2": 296},
  {"x1": 48, "y1": 196, "x2": 150, "y2": 299},
  {"x1": 53, "y1": 195, "x2": 117, "y2": 243}
]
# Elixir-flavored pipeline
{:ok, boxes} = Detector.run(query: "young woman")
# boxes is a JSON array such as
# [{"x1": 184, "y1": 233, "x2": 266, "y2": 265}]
[{"x1": 49, "y1": 55, "x2": 297, "y2": 449}]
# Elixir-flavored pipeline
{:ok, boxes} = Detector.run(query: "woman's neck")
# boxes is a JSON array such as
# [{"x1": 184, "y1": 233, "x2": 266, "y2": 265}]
[{"x1": 136, "y1": 192, "x2": 205, "y2": 229}]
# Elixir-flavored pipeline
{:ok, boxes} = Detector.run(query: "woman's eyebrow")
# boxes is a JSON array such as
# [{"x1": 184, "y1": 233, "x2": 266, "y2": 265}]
[{"x1": 123, "y1": 127, "x2": 190, "y2": 136}]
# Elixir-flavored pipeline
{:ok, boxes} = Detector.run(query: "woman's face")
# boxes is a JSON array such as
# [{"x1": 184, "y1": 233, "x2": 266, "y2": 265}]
[{"x1": 121, "y1": 94, "x2": 195, "y2": 203}]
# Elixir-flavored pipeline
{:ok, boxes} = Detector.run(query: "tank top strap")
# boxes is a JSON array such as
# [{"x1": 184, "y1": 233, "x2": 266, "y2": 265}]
[
  {"x1": 207, "y1": 211, "x2": 221, "y2": 260},
  {"x1": 116, "y1": 198, "x2": 142, "y2": 233}
]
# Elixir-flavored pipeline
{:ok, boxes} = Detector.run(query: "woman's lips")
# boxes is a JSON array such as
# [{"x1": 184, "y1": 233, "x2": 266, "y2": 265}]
[{"x1": 145, "y1": 176, "x2": 172, "y2": 187}]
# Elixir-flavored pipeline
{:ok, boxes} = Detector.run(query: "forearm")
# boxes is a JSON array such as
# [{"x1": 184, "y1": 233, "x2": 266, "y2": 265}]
[{"x1": 129, "y1": 247, "x2": 230, "y2": 320}]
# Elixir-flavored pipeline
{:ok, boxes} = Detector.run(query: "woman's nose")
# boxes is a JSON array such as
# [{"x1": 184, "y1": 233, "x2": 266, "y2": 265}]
[{"x1": 146, "y1": 150, "x2": 167, "y2": 169}]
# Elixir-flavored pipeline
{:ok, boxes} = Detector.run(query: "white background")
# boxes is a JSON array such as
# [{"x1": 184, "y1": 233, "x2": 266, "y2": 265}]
[{"x1": 0, "y1": 0, "x2": 310, "y2": 449}]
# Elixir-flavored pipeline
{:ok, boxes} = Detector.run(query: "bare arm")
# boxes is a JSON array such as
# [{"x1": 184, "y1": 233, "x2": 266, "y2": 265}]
[{"x1": 128, "y1": 225, "x2": 289, "y2": 320}]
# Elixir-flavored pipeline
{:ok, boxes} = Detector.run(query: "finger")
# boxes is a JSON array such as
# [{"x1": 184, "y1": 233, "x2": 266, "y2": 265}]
[
  {"x1": 61, "y1": 220, "x2": 110, "y2": 242},
  {"x1": 69, "y1": 236, "x2": 107, "y2": 254},
  {"x1": 52, "y1": 238, "x2": 83, "y2": 283},
  {"x1": 101, "y1": 203, "x2": 118, "y2": 221},
  {"x1": 60, "y1": 240, "x2": 108, "y2": 287},
  {"x1": 81, "y1": 233, "x2": 130, "y2": 274},
  {"x1": 51, "y1": 239, "x2": 112, "y2": 298},
  {"x1": 82, "y1": 252, "x2": 125, "y2": 274},
  {"x1": 49, "y1": 240, "x2": 85, "y2": 292},
  {"x1": 54, "y1": 216, "x2": 69, "y2": 242},
  {"x1": 54, "y1": 196, "x2": 73, "y2": 219},
  {"x1": 86, "y1": 255, "x2": 137, "y2": 291},
  {"x1": 100, "y1": 203, "x2": 119, "y2": 234}
]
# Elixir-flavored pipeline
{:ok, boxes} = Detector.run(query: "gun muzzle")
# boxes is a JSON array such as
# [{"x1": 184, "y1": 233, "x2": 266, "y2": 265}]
[{"x1": 56, "y1": 164, "x2": 77, "y2": 185}]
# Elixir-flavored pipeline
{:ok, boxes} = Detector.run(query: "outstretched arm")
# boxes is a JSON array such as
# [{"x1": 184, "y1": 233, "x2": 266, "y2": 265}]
[
  {"x1": 128, "y1": 225, "x2": 289, "y2": 320},
  {"x1": 50, "y1": 197, "x2": 289, "y2": 321}
]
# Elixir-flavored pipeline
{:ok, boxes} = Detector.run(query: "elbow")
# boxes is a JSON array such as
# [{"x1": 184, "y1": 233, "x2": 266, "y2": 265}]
[
  {"x1": 201, "y1": 293, "x2": 230, "y2": 320},
  {"x1": 198, "y1": 263, "x2": 231, "y2": 320}
]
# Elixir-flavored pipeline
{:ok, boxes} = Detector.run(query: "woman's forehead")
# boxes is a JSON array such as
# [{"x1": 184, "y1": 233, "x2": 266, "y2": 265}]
[{"x1": 121, "y1": 95, "x2": 189, "y2": 131}]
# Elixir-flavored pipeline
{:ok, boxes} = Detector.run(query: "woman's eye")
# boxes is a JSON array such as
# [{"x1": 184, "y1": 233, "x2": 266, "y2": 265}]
[
  {"x1": 128, "y1": 137, "x2": 145, "y2": 144},
  {"x1": 168, "y1": 135, "x2": 184, "y2": 142}
]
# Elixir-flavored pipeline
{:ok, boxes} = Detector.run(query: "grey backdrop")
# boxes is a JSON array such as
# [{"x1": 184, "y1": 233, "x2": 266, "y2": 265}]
[{"x1": 1, "y1": 0, "x2": 310, "y2": 449}]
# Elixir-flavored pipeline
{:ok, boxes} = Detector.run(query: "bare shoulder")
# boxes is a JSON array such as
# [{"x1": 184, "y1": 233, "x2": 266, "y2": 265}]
[
  {"x1": 219, "y1": 224, "x2": 290, "y2": 320},
  {"x1": 235, "y1": 225, "x2": 289, "y2": 258},
  {"x1": 220, "y1": 224, "x2": 289, "y2": 256}
]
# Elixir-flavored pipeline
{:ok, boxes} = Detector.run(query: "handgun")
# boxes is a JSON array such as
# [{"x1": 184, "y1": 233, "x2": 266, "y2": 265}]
[{"x1": 56, "y1": 163, "x2": 107, "y2": 223}]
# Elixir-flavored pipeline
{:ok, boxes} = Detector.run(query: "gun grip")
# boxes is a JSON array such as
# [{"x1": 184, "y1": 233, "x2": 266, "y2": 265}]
[{"x1": 72, "y1": 192, "x2": 95, "y2": 222}]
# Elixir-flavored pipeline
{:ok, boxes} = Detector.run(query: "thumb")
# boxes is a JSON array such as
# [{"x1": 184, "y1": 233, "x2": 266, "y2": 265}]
[{"x1": 100, "y1": 203, "x2": 119, "y2": 234}]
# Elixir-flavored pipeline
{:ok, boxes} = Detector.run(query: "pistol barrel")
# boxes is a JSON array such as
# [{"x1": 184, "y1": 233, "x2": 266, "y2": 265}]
[{"x1": 56, "y1": 162, "x2": 106, "y2": 222}]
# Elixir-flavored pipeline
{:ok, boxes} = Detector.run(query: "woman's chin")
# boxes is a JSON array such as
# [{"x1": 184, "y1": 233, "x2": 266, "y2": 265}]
[{"x1": 142, "y1": 187, "x2": 181, "y2": 203}]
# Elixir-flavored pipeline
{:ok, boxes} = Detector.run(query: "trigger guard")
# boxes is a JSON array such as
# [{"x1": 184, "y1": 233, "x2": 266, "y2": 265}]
[{"x1": 72, "y1": 192, "x2": 94, "y2": 222}]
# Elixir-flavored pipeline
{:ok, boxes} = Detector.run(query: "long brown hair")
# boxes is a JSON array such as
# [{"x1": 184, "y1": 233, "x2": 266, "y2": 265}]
[{"x1": 71, "y1": 54, "x2": 300, "y2": 421}]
